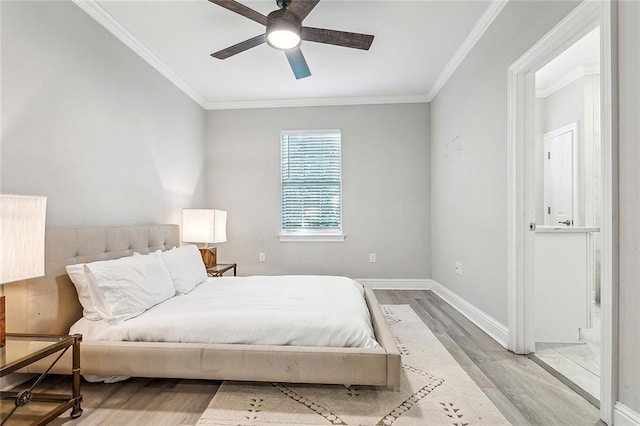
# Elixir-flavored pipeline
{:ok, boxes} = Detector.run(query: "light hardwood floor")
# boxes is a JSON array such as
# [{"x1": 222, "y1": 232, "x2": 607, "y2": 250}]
[
  {"x1": 375, "y1": 290, "x2": 603, "y2": 426},
  {"x1": 2, "y1": 290, "x2": 603, "y2": 425}
]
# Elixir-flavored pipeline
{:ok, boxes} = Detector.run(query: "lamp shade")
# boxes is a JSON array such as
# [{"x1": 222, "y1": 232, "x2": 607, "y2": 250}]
[
  {"x1": 0, "y1": 194, "x2": 47, "y2": 284},
  {"x1": 182, "y1": 209, "x2": 227, "y2": 244}
]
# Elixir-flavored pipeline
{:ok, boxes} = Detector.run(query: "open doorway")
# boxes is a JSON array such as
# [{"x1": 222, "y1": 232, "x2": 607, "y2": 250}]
[
  {"x1": 532, "y1": 26, "x2": 602, "y2": 405},
  {"x1": 506, "y1": 1, "x2": 617, "y2": 423}
]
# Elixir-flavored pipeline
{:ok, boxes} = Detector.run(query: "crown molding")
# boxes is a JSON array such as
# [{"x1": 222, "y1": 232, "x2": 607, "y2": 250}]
[
  {"x1": 426, "y1": 0, "x2": 509, "y2": 102},
  {"x1": 205, "y1": 94, "x2": 429, "y2": 110},
  {"x1": 536, "y1": 62, "x2": 601, "y2": 98},
  {"x1": 582, "y1": 61, "x2": 600, "y2": 76},
  {"x1": 73, "y1": 0, "x2": 492, "y2": 110},
  {"x1": 72, "y1": 0, "x2": 427, "y2": 111},
  {"x1": 72, "y1": 0, "x2": 208, "y2": 109},
  {"x1": 536, "y1": 66, "x2": 584, "y2": 98}
]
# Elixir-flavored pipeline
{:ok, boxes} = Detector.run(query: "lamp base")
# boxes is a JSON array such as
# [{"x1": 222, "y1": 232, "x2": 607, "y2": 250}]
[
  {"x1": 199, "y1": 247, "x2": 217, "y2": 268},
  {"x1": 0, "y1": 295, "x2": 5, "y2": 347}
]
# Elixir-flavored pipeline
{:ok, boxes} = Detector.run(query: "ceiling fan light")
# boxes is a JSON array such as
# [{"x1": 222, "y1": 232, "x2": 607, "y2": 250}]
[{"x1": 267, "y1": 29, "x2": 301, "y2": 50}]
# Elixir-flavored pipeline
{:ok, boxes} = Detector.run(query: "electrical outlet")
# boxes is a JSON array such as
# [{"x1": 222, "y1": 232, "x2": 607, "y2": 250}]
[
  {"x1": 455, "y1": 261, "x2": 463, "y2": 276},
  {"x1": 259, "y1": 252, "x2": 265, "y2": 262},
  {"x1": 369, "y1": 253, "x2": 376, "y2": 263}
]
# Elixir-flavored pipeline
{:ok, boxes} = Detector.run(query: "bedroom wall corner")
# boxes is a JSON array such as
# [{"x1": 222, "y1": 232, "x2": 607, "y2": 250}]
[
  {"x1": 204, "y1": 103, "x2": 431, "y2": 279},
  {"x1": 0, "y1": 0, "x2": 207, "y2": 227}
]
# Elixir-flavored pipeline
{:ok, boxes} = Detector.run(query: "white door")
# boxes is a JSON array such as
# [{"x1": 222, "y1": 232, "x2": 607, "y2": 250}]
[{"x1": 543, "y1": 122, "x2": 578, "y2": 226}]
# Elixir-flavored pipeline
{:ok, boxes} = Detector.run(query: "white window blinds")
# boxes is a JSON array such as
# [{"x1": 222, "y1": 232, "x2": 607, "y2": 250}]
[{"x1": 280, "y1": 130, "x2": 342, "y2": 235}]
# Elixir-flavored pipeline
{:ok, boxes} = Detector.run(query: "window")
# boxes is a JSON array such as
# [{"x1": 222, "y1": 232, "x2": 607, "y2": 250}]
[{"x1": 279, "y1": 130, "x2": 344, "y2": 241}]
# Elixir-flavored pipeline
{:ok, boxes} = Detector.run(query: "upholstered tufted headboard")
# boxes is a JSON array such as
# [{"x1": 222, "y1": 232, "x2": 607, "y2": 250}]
[{"x1": 4, "y1": 224, "x2": 179, "y2": 335}]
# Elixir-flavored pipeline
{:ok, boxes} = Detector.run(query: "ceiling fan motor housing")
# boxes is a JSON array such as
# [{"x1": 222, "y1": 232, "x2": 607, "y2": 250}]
[{"x1": 266, "y1": 9, "x2": 302, "y2": 50}]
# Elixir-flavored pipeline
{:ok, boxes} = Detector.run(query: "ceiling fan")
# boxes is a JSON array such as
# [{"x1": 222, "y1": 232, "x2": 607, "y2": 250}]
[{"x1": 208, "y1": 0, "x2": 375, "y2": 79}]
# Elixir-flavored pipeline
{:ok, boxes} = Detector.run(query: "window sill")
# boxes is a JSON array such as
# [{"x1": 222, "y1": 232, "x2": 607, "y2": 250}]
[{"x1": 278, "y1": 234, "x2": 346, "y2": 243}]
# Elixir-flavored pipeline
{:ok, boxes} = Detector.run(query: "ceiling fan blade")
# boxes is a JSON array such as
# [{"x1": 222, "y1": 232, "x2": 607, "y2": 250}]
[
  {"x1": 302, "y1": 27, "x2": 374, "y2": 50},
  {"x1": 284, "y1": 48, "x2": 311, "y2": 79},
  {"x1": 207, "y1": 0, "x2": 269, "y2": 26},
  {"x1": 284, "y1": 0, "x2": 320, "y2": 22},
  {"x1": 211, "y1": 34, "x2": 266, "y2": 59}
]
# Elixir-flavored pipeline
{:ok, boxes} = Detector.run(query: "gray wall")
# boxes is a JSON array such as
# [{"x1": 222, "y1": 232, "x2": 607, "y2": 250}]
[
  {"x1": 618, "y1": 0, "x2": 640, "y2": 413},
  {"x1": 543, "y1": 78, "x2": 584, "y2": 133},
  {"x1": 0, "y1": 1, "x2": 206, "y2": 227},
  {"x1": 430, "y1": 0, "x2": 579, "y2": 325},
  {"x1": 1, "y1": 0, "x2": 638, "y2": 414},
  {"x1": 205, "y1": 104, "x2": 430, "y2": 278}
]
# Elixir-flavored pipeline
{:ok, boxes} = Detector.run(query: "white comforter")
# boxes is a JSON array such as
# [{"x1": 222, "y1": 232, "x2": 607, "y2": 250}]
[{"x1": 70, "y1": 275, "x2": 379, "y2": 349}]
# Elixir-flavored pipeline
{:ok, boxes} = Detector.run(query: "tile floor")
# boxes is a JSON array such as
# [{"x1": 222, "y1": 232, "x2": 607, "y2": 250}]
[{"x1": 534, "y1": 304, "x2": 601, "y2": 403}]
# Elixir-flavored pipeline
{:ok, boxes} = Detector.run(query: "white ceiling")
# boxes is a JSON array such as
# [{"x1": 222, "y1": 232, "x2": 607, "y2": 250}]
[
  {"x1": 83, "y1": 0, "x2": 497, "y2": 109},
  {"x1": 536, "y1": 27, "x2": 600, "y2": 98}
]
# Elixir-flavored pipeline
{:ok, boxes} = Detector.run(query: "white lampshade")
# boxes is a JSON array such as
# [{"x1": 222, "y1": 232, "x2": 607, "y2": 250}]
[
  {"x1": 0, "y1": 194, "x2": 47, "y2": 284},
  {"x1": 182, "y1": 209, "x2": 227, "y2": 244}
]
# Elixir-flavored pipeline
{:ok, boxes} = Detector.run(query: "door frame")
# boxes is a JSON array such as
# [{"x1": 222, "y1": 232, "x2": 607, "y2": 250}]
[
  {"x1": 543, "y1": 122, "x2": 579, "y2": 226},
  {"x1": 506, "y1": 1, "x2": 618, "y2": 423}
]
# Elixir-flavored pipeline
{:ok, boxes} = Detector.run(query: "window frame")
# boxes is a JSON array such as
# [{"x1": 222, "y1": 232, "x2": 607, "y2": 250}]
[{"x1": 278, "y1": 129, "x2": 345, "y2": 242}]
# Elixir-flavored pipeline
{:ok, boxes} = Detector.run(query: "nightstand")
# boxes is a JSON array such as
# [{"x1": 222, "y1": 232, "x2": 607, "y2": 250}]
[
  {"x1": 207, "y1": 263, "x2": 237, "y2": 277},
  {"x1": 1, "y1": 333, "x2": 83, "y2": 424}
]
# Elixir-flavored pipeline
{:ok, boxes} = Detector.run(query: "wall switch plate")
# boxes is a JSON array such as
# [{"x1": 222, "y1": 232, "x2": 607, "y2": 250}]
[
  {"x1": 369, "y1": 253, "x2": 376, "y2": 263},
  {"x1": 259, "y1": 252, "x2": 265, "y2": 262},
  {"x1": 455, "y1": 261, "x2": 463, "y2": 276}
]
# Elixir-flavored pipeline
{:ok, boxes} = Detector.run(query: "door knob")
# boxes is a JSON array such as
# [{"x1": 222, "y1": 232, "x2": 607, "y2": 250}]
[{"x1": 558, "y1": 220, "x2": 572, "y2": 226}]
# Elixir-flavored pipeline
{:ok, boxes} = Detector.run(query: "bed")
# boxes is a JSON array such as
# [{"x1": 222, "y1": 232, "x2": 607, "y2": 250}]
[{"x1": 4, "y1": 224, "x2": 401, "y2": 388}]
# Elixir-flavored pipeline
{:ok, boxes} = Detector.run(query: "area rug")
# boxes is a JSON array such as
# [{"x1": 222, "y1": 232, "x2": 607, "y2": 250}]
[{"x1": 196, "y1": 305, "x2": 509, "y2": 426}]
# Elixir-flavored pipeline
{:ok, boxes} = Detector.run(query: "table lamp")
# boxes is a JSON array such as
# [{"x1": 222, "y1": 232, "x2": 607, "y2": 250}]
[
  {"x1": 182, "y1": 209, "x2": 227, "y2": 268},
  {"x1": 0, "y1": 194, "x2": 47, "y2": 347}
]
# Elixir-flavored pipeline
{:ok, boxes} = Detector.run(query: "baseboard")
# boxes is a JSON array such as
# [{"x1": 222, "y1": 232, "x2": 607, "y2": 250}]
[
  {"x1": 614, "y1": 403, "x2": 640, "y2": 426},
  {"x1": 356, "y1": 279, "x2": 433, "y2": 290},
  {"x1": 430, "y1": 280, "x2": 509, "y2": 349}
]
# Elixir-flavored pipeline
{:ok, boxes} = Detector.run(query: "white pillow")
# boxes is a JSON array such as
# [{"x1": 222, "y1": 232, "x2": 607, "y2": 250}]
[
  {"x1": 160, "y1": 245, "x2": 208, "y2": 294},
  {"x1": 65, "y1": 263, "x2": 102, "y2": 321},
  {"x1": 85, "y1": 252, "x2": 176, "y2": 324}
]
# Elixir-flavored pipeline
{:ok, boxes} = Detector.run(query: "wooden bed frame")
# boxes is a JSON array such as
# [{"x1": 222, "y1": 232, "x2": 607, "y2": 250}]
[{"x1": 5, "y1": 225, "x2": 401, "y2": 388}]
